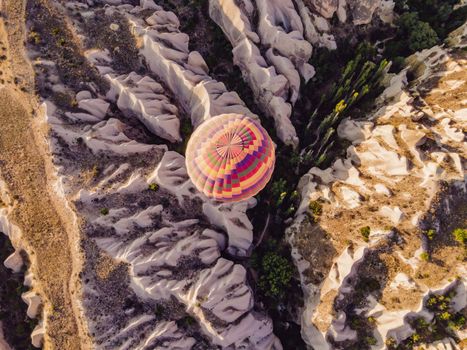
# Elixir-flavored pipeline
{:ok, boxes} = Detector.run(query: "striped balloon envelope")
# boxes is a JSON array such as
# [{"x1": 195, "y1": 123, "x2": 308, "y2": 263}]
[{"x1": 185, "y1": 114, "x2": 275, "y2": 202}]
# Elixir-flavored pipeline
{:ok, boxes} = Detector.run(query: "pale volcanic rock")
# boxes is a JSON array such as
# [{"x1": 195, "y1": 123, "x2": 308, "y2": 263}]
[
  {"x1": 78, "y1": 98, "x2": 110, "y2": 119},
  {"x1": 305, "y1": 0, "x2": 384, "y2": 24},
  {"x1": 347, "y1": 0, "x2": 382, "y2": 25},
  {"x1": 9, "y1": 0, "x2": 465, "y2": 348},
  {"x1": 97, "y1": 318, "x2": 197, "y2": 350},
  {"x1": 152, "y1": 151, "x2": 257, "y2": 256},
  {"x1": 368, "y1": 280, "x2": 467, "y2": 346},
  {"x1": 3, "y1": 250, "x2": 23, "y2": 273},
  {"x1": 328, "y1": 312, "x2": 357, "y2": 342},
  {"x1": 307, "y1": 0, "x2": 338, "y2": 18},
  {"x1": 418, "y1": 339, "x2": 459, "y2": 350},
  {"x1": 288, "y1": 39, "x2": 467, "y2": 349},
  {"x1": 379, "y1": 206, "x2": 404, "y2": 224},
  {"x1": 298, "y1": 245, "x2": 368, "y2": 349},
  {"x1": 35, "y1": 2, "x2": 281, "y2": 344},
  {"x1": 106, "y1": 72, "x2": 181, "y2": 143},
  {"x1": 389, "y1": 273, "x2": 417, "y2": 290},
  {"x1": 126, "y1": 7, "x2": 259, "y2": 129},
  {"x1": 31, "y1": 322, "x2": 45, "y2": 348},
  {"x1": 209, "y1": 0, "x2": 315, "y2": 146},
  {"x1": 21, "y1": 291, "x2": 42, "y2": 319}
]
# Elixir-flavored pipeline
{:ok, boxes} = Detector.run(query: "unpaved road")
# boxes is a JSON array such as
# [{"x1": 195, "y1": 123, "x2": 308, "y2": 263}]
[{"x1": 0, "y1": 0, "x2": 89, "y2": 348}]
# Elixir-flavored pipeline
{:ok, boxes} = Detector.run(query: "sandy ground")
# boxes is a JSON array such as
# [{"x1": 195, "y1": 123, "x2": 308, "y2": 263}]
[{"x1": 0, "y1": 0, "x2": 90, "y2": 349}]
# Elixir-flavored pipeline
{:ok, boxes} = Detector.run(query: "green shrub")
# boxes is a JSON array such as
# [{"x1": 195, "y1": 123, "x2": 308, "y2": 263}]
[
  {"x1": 439, "y1": 311, "x2": 451, "y2": 321},
  {"x1": 448, "y1": 314, "x2": 466, "y2": 330},
  {"x1": 258, "y1": 252, "x2": 294, "y2": 299},
  {"x1": 154, "y1": 304, "x2": 165, "y2": 317},
  {"x1": 420, "y1": 252, "x2": 430, "y2": 261},
  {"x1": 301, "y1": 43, "x2": 387, "y2": 168},
  {"x1": 365, "y1": 336, "x2": 378, "y2": 346},
  {"x1": 385, "y1": 11, "x2": 439, "y2": 61},
  {"x1": 148, "y1": 183, "x2": 159, "y2": 192},
  {"x1": 398, "y1": 12, "x2": 420, "y2": 31},
  {"x1": 308, "y1": 200, "x2": 322, "y2": 216},
  {"x1": 395, "y1": 0, "x2": 465, "y2": 38},
  {"x1": 360, "y1": 226, "x2": 371, "y2": 242},
  {"x1": 180, "y1": 118, "x2": 192, "y2": 137},
  {"x1": 270, "y1": 178, "x2": 289, "y2": 207},
  {"x1": 28, "y1": 31, "x2": 41, "y2": 44},
  {"x1": 385, "y1": 337, "x2": 396, "y2": 347},
  {"x1": 426, "y1": 294, "x2": 450, "y2": 312},
  {"x1": 360, "y1": 277, "x2": 380, "y2": 293},
  {"x1": 425, "y1": 229, "x2": 436, "y2": 240},
  {"x1": 407, "y1": 21, "x2": 439, "y2": 51},
  {"x1": 284, "y1": 205, "x2": 296, "y2": 217},
  {"x1": 411, "y1": 332, "x2": 421, "y2": 342},
  {"x1": 392, "y1": 56, "x2": 406, "y2": 71},
  {"x1": 100, "y1": 208, "x2": 109, "y2": 216},
  {"x1": 271, "y1": 179, "x2": 287, "y2": 198},
  {"x1": 178, "y1": 316, "x2": 195, "y2": 327},
  {"x1": 452, "y1": 228, "x2": 466, "y2": 245},
  {"x1": 415, "y1": 317, "x2": 429, "y2": 329}
]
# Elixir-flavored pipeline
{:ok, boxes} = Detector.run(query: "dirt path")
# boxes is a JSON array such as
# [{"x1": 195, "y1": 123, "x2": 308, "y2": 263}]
[{"x1": 0, "y1": 0, "x2": 90, "y2": 349}]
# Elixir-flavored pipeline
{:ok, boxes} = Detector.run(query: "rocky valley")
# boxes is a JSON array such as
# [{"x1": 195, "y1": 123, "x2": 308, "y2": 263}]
[{"x1": 0, "y1": 0, "x2": 465, "y2": 349}]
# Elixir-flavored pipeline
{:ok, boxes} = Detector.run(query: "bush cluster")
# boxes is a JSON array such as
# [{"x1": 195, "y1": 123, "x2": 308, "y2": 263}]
[
  {"x1": 389, "y1": 290, "x2": 466, "y2": 349},
  {"x1": 301, "y1": 43, "x2": 387, "y2": 168},
  {"x1": 360, "y1": 226, "x2": 371, "y2": 242},
  {"x1": 452, "y1": 228, "x2": 466, "y2": 245},
  {"x1": 257, "y1": 252, "x2": 294, "y2": 299}
]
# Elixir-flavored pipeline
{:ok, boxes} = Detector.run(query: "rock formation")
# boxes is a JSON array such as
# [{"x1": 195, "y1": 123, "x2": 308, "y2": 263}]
[{"x1": 287, "y1": 37, "x2": 467, "y2": 349}]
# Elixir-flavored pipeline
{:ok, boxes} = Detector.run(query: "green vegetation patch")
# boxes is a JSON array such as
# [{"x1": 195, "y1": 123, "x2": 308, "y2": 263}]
[
  {"x1": 148, "y1": 183, "x2": 159, "y2": 192},
  {"x1": 386, "y1": 0, "x2": 467, "y2": 71},
  {"x1": 360, "y1": 226, "x2": 371, "y2": 242},
  {"x1": 419, "y1": 252, "x2": 430, "y2": 262},
  {"x1": 300, "y1": 43, "x2": 388, "y2": 169},
  {"x1": 452, "y1": 228, "x2": 466, "y2": 245},
  {"x1": 388, "y1": 288, "x2": 466, "y2": 349},
  {"x1": 257, "y1": 251, "x2": 294, "y2": 299}
]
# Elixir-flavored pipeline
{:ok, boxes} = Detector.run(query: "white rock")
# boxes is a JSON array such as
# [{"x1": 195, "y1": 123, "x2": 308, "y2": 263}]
[
  {"x1": 76, "y1": 90, "x2": 92, "y2": 102},
  {"x1": 389, "y1": 273, "x2": 417, "y2": 290},
  {"x1": 209, "y1": 0, "x2": 310, "y2": 147},
  {"x1": 379, "y1": 206, "x2": 404, "y2": 224},
  {"x1": 31, "y1": 322, "x2": 45, "y2": 348},
  {"x1": 21, "y1": 291, "x2": 42, "y2": 318},
  {"x1": 78, "y1": 98, "x2": 109, "y2": 119},
  {"x1": 4, "y1": 250, "x2": 23, "y2": 273},
  {"x1": 127, "y1": 12, "x2": 258, "y2": 130},
  {"x1": 329, "y1": 312, "x2": 357, "y2": 342},
  {"x1": 109, "y1": 23, "x2": 120, "y2": 31},
  {"x1": 106, "y1": 72, "x2": 181, "y2": 142},
  {"x1": 374, "y1": 183, "x2": 391, "y2": 196}
]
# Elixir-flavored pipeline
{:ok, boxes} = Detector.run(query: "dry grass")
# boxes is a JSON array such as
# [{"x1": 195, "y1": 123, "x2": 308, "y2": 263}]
[{"x1": 0, "y1": 1, "x2": 90, "y2": 348}]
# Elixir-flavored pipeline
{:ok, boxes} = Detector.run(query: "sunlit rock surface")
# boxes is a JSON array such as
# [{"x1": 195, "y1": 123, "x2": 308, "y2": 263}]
[
  {"x1": 1, "y1": 0, "x2": 466, "y2": 349},
  {"x1": 209, "y1": 0, "x2": 314, "y2": 147},
  {"x1": 25, "y1": 0, "x2": 281, "y2": 348},
  {"x1": 287, "y1": 39, "x2": 467, "y2": 349},
  {"x1": 126, "y1": 4, "x2": 259, "y2": 128}
]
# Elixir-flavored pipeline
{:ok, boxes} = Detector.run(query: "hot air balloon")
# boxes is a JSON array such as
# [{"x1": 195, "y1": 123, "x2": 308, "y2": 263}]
[{"x1": 186, "y1": 114, "x2": 275, "y2": 202}]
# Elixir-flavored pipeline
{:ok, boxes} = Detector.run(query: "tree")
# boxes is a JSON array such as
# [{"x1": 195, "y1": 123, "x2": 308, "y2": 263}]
[
  {"x1": 258, "y1": 252, "x2": 294, "y2": 299},
  {"x1": 397, "y1": 12, "x2": 420, "y2": 32},
  {"x1": 408, "y1": 21, "x2": 439, "y2": 51}
]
